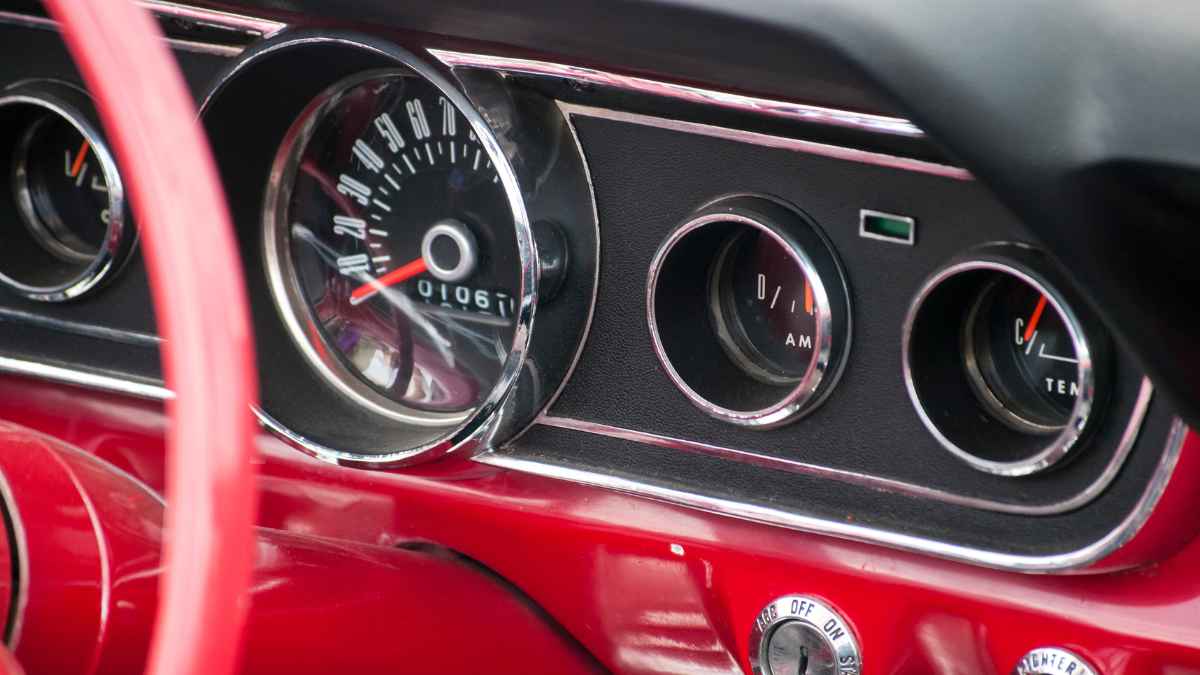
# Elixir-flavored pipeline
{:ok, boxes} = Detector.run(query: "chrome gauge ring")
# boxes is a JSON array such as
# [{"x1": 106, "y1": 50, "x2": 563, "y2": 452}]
[
  {"x1": 242, "y1": 36, "x2": 536, "y2": 462},
  {"x1": 0, "y1": 80, "x2": 133, "y2": 302},
  {"x1": 903, "y1": 245, "x2": 1111, "y2": 476},
  {"x1": 202, "y1": 31, "x2": 597, "y2": 467},
  {"x1": 647, "y1": 195, "x2": 851, "y2": 428}
]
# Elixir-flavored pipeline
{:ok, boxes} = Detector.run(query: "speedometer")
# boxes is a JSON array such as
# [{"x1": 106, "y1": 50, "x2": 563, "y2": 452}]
[{"x1": 264, "y1": 70, "x2": 529, "y2": 425}]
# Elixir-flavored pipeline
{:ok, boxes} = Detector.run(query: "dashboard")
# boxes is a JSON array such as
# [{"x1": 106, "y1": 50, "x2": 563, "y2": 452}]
[{"x1": 0, "y1": 2, "x2": 1198, "y2": 673}]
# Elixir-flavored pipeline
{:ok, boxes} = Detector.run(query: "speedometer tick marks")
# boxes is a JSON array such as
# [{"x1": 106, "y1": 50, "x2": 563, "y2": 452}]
[{"x1": 372, "y1": 199, "x2": 391, "y2": 212}]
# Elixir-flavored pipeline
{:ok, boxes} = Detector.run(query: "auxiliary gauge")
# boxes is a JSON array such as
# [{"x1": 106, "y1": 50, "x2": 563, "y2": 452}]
[
  {"x1": 0, "y1": 81, "x2": 133, "y2": 301},
  {"x1": 648, "y1": 195, "x2": 850, "y2": 428},
  {"x1": 903, "y1": 245, "x2": 1111, "y2": 476}
]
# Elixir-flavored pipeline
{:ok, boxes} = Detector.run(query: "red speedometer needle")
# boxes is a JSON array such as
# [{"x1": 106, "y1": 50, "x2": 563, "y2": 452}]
[
  {"x1": 349, "y1": 257, "x2": 427, "y2": 305},
  {"x1": 1023, "y1": 294, "x2": 1048, "y2": 343}
]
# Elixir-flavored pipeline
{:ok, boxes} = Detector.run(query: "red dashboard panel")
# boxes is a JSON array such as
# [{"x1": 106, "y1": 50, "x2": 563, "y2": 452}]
[
  {"x1": 1, "y1": 376, "x2": 1198, "y2": 674},
  {"x1": 0, "y1": 407, "x2": 602, "y2": 675}
]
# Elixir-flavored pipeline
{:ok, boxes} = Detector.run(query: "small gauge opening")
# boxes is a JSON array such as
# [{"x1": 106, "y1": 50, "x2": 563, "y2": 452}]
[
  {"x1": 0, "y1": 82, "x2": 132, "y2": 302},
  {"x1": 710, "y1": 228, "x2": 819, "y2": 386},
  {"x1": 903, "y1": 247, "x2": 1110, "y2": 476},
  {"x1": 648, "y1": 195, "x2": 850, "y2": 429}
]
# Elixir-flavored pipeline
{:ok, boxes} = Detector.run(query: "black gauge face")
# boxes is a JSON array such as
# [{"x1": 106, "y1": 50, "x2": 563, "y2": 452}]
[
  {"x1": 966, "y1": 276, "x2": 1080, "y2": 431},
  {"x1": 14, "y1": 114, "x2": 112, "y2": 261},
  {"x1": 712, "y1": 229, "x2": 819, "y2": 383},
  {"x1": 276, "y1": 73, "x2": 521, "y2": 416}
]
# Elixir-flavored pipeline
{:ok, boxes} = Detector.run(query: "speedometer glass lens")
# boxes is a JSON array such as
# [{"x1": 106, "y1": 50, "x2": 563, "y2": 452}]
[{"x1": 272, "y1": 72, "x2": 521, "y2": 417}]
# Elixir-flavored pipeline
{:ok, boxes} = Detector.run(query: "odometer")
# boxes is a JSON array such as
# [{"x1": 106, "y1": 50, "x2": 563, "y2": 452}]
[{"x1": 265, "y1": 70, "x2": 527, "y2": 423}]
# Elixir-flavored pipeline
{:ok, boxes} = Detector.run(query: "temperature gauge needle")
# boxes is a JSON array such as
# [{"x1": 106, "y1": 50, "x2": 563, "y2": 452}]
[
  {"x1": 349, "y1": 257, "x2": 427, "y2": 305},
  {"x1": 1023, "y1": 294, "x2": 1048, "y2": 343},
  {"x1": 70, "y1": 139, "x2": 89, "y2": 178}
]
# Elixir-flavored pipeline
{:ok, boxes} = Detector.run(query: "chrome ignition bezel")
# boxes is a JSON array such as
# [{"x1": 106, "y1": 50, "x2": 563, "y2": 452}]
[{"x1": 748, "y1": 595, "x2": 862, "y2": 675}]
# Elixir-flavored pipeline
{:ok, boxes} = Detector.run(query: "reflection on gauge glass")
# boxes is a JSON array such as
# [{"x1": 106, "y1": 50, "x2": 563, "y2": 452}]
[
  {"x1": 712, "y1": 228, "x2": 819, "y2": 384},
  {"x1": 965, "y1": 275, "x2": 1081, "y2": 433},
  {"x1": 15, "y1": 113, "x2": 113, "y2": 261},
  {"x1": 268, "y1": 71, "x2": 523, "y2": 421}
]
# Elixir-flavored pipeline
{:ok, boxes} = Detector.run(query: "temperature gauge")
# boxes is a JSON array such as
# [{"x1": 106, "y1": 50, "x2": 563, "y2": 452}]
[
  {"x1": 904, "y1": 247, "x2": 1109, "y2": 476},
  {"x1": 14, "y1": 112, "x2": 114, "y2": 262},
  {"x1": 0, "y1": 81, "x2": 132, "y2": 301},
  {"x1": 964, "y1": 276, "x2": 1082, "y2": 432}
]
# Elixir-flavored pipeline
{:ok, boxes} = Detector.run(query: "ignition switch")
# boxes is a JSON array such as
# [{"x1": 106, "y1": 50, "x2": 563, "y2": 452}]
[{"x1": 748, "y1": 595, "x2": 861, "y2": 675}]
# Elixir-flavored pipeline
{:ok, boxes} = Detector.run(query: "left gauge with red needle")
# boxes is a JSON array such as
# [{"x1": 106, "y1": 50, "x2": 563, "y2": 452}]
[
  {"x1": 264, "y1": 69, "x2": 528, "y2": 431},
  {"x1": 0, "y1": 80, "x2": 134, "y2": 301}
]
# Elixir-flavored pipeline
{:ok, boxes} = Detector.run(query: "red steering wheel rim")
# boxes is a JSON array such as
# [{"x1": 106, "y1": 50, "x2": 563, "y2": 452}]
[{"x1": 41, "y1": 2, "x2": 259, "y2": 675}]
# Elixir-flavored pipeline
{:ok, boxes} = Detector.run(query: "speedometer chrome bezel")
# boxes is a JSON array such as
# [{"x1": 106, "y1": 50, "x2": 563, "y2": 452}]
[{"x1": 259, "y1": 40, "x2": 537, "y2": 462}]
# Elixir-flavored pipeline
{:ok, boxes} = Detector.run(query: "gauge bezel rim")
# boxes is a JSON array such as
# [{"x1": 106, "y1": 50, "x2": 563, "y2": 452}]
[
  {"x1": 254, "y1": 36, "x2": 537, "y2": 463},
  {"x1": 902, "y1": 253, "x2": 1097, "y2": 477},
  {"x1": 646, "y1": 198, "x2": 843, "y2": 428},
  {"x1": 0, "y1": 82, "x2": 132, "y2": 302}
]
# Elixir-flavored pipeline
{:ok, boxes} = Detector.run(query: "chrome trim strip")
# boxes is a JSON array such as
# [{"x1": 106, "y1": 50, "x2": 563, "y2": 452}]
[
  {"x1": 480, "y1": 418, "x2": 1188, "y2": 573},
  {"x1": 141, "y1": 0, "x2": 285, "y2": 39},
  {"x1": 0, "y1": 354, "x2": 1179, "y2": 571},
  {"x1": 556, "y1": 103, "x2": 972, "y2": 181},
  {"x1": 0, "y1": 307, "x2": 160, "y2": 347},
  {"x1": 0, "y1": 357, "x2": 171, "y2": 401},
  {"x1": 430, "y1": 49, "x2": 926, "y2": 139},
  {"x1": 536, "y1": 375, "x2": 1151, "y2": 517},
  {"x1": 0, "y1": 11, "x2": 55, "y2": 32},
  {"x1": 0, "y1": 3, "x2": 283, "y2": 57}
]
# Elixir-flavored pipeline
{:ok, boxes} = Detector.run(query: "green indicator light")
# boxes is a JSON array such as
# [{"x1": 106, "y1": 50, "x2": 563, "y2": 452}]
[{"x1": 860, "y1": 210, "x2": 915, "y2": 245}]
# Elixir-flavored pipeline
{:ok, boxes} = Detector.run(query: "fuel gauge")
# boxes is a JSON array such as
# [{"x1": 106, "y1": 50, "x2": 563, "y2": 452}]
[{"x1": 0, "y1": 81, "x2": 133, "y2": 301}]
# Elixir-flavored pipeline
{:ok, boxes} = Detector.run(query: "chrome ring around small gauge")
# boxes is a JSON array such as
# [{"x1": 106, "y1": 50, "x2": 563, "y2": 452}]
[
  {"x1": 647, "y1": 195, "x2": 850, "y2": 428},
  {"x1": 903, "y1": 245, "x2": 1110, "y2": 476},
  {"x1": 0, "y1": 80, "x2": 133, "y2": 302}
]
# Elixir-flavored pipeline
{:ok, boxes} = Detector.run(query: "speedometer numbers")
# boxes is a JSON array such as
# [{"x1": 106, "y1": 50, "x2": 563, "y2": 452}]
[{"x1": 267, "y1": 72, "x2": 524, "y2": 421}]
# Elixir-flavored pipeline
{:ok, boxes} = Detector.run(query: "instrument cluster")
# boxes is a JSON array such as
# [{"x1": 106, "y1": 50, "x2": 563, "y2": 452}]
[{"x1": 0, "y1": 19, "x2": 1180, "y2": 573}]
